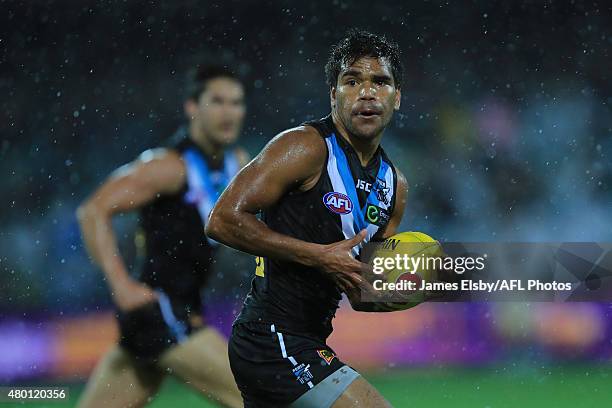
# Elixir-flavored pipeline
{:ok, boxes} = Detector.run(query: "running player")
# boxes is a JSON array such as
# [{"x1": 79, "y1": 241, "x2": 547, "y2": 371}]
[
  {"x1": 76, "y1": 65, "x2": 247, "y2": 408},
  {"x1": 207, "y1": 30, "x2": 407, "y2": 407}
]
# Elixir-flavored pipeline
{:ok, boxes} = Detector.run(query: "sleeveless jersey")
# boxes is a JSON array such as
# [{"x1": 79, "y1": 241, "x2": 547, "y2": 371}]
[
  {"x1": 137, "y1": 127, "x2": 240, "y2": 310},
  {"x1": 235, "y1": 115, "x2": 398, "y2": 340}
]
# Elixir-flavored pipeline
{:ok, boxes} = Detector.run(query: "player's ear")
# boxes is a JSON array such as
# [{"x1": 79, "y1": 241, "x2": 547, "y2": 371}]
[
  {"x1": 394, "y1": 88, "x2": 401, "y2": 111},
  {"x1": 184, "y1": 99, "x2": 198, "y2": 120}
]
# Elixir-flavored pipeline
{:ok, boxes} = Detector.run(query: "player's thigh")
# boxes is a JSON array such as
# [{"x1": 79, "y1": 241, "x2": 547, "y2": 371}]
[
  {"x1": 330, "y1": 376, "x2": 392, "y2": 408},
  {"x1": 77, "y1": 345, "x2": 165, "y2": 408},
  {"x1": 158, "y1": 327, "x2": 239, "y2": 393}
]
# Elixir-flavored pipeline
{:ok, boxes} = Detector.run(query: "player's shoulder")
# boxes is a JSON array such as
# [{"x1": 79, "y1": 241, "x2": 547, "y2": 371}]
[
  {"x1": 105, "y1": 147, "x2": 185, "y2": 194},
  {"x1": 274, "y1": 124, "x2": 325, "y2": 143},
  {"x1": 137, "y1": 147, "x2": 184, "y2": 167},
  {"x1": 264, "y1": 125, "x2": 327, "y2": 159},
  {"x1": 132, "y1": 148, "x2": 186, "y2": 182}
]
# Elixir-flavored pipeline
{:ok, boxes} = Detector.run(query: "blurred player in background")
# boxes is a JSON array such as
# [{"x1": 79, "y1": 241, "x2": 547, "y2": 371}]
[
  {"x1": 207, "y1": 30, "x2": 407, "y2": 407},
  {"x1": 76, "y1": 65, "x2": 248, "y2": 408}
]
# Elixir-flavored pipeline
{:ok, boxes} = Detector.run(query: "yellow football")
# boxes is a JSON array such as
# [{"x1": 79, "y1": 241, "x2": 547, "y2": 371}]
[{"x1": 368, "y1": 231, "x2": 443, "y2": 310}]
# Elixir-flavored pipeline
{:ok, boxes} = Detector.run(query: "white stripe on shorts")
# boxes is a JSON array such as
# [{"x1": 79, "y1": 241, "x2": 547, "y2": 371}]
[{"x1": 270, "y1": 324, "x2": 314, "y2": 389}]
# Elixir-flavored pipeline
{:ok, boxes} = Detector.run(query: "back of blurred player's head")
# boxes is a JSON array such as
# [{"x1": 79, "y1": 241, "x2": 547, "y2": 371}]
[{"x1": 184, "y1": 64, "x2": 245, "y2": 147}]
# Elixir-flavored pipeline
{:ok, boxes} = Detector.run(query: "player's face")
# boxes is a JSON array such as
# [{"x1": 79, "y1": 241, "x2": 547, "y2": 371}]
[
  {"x1": 187, "y1": 77, "x2": 246, "y2": 145},
  {"x1": 331, "y1": 56, "x2": 401, "y2": 140}
]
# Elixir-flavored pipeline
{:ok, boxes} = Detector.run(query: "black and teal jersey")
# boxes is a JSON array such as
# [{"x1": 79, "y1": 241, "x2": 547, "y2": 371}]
[
  {"x1": 137, "y1": 127, "x2": 240, "y2": 311},
  {"x1": 235, "y1": 115, "x2": 398, "y2": 340}
]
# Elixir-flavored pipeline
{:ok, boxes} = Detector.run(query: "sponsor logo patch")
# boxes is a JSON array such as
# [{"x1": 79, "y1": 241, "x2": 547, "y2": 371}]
[
  {"x1": 317, "y1": 349, "x2": 336, "y2": 365},
  {"x1": 366, "y1": 204, "x2": 390, "y2": 226},
  {"x1": 292, "y1": 363, "x2": 314, "y2": 384},
  {"x1": 356, "y1": 179, "x2": 372, "y2": 192},
  {"x1": 373, "y1": 177, "x2": 390, "y2": 205},
  {"x1": 323, "y1": 192, "x2": 353, "y2": 215}
]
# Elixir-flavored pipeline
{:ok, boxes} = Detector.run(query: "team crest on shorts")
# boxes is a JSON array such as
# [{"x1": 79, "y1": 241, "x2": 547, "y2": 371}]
[
  {"x1": 317, "y1": 349, "x2": 336, "y2": 365},
  {"x1": 292, "y1": 363, "x2": 314, "y2": 384},
  {"x1": 323, "y1": 192, "x2": 353, "y2": 215}
]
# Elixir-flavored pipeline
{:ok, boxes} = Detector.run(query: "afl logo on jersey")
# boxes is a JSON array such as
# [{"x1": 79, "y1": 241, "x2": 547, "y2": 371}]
[{"x1": 323, "y1": 192, "x2": 353, "y2": 215}]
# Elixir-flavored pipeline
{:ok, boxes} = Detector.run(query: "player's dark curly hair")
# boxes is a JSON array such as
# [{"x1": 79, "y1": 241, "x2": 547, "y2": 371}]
[
  {"x1": 325, "y1": 29, "x2": 403, "y2": 89},
  {"x1": 186, "y1": 64, "x2": 241, "y2": 101}
]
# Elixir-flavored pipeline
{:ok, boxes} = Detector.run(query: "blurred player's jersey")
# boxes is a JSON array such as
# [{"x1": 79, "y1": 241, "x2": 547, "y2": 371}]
[
  {"x1": 235, "y1": 115, "x2": 398, "y2": 340},
  {"x1": 136, "y1": 127, "x2": 240, "y2": 311}
]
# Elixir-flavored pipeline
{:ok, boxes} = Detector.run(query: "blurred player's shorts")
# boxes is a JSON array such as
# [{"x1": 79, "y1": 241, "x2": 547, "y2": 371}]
[{"x1": 117, "y1": 291, "x2": 199, "y2": 362}]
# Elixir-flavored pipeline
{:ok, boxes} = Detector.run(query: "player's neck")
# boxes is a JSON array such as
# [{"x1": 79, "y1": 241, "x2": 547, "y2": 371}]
[
  {"x1": 189, "y1": 123, "x2": 224, "y2": 163},
  {"x1": 332, "y1": 112, "x2": 382, "y2": 167}
]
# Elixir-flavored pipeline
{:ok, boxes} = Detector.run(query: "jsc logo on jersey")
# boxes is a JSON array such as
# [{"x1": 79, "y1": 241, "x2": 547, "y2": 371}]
[{"x1": 323, "y1": 192, "x2": 353, "y2": 215}]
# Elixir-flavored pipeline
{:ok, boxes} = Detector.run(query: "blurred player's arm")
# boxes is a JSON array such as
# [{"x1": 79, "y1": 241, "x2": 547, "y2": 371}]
[
  {"x1": 345, "y1": 168, "x2": 408, "y2": 312},
  {"x1": 234, "y1": 146, "x2": 251, "y2": 168},
  {"x1": 206, "y1": 127, "x2": 367, "y2": 289},
  {"x1": 77, "y1": 149, "x2": 185, "y2": 311}
]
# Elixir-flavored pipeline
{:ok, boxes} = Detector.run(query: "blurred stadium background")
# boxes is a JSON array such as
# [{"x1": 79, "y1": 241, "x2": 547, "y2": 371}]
[{"x1": 2, "y1": 1, "x2": 612, "y2": 407}]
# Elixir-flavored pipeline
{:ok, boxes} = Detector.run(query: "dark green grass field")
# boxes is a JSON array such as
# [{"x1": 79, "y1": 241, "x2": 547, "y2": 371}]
[{"x1": 7, "y1": 364, "x2": 612, "y2": 407}]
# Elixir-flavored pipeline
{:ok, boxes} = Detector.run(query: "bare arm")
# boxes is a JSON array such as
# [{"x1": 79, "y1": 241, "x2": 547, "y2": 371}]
[
  {"x1": 206, "y1": 127, "x2": 367, "y2": 288},
  {"x1": 76, "y1": 149, "x2": 185, "y2": 310}
]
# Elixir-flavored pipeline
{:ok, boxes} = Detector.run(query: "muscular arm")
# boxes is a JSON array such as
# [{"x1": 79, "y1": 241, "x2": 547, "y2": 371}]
[
  {"x1": 76, "y1": 149, "x2": 185, "y2": 309},
  {"x1": 206, "y1": 127, "x2": 367, "y2": 286}
]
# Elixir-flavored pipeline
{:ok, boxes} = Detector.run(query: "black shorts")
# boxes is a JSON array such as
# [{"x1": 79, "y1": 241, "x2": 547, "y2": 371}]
[
  {"x1": 228, "y1": 321, "x2": 353, "y2": 407},
  {"x1": 117, "y1": 291, "x2": 200, "y2": 362}
]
